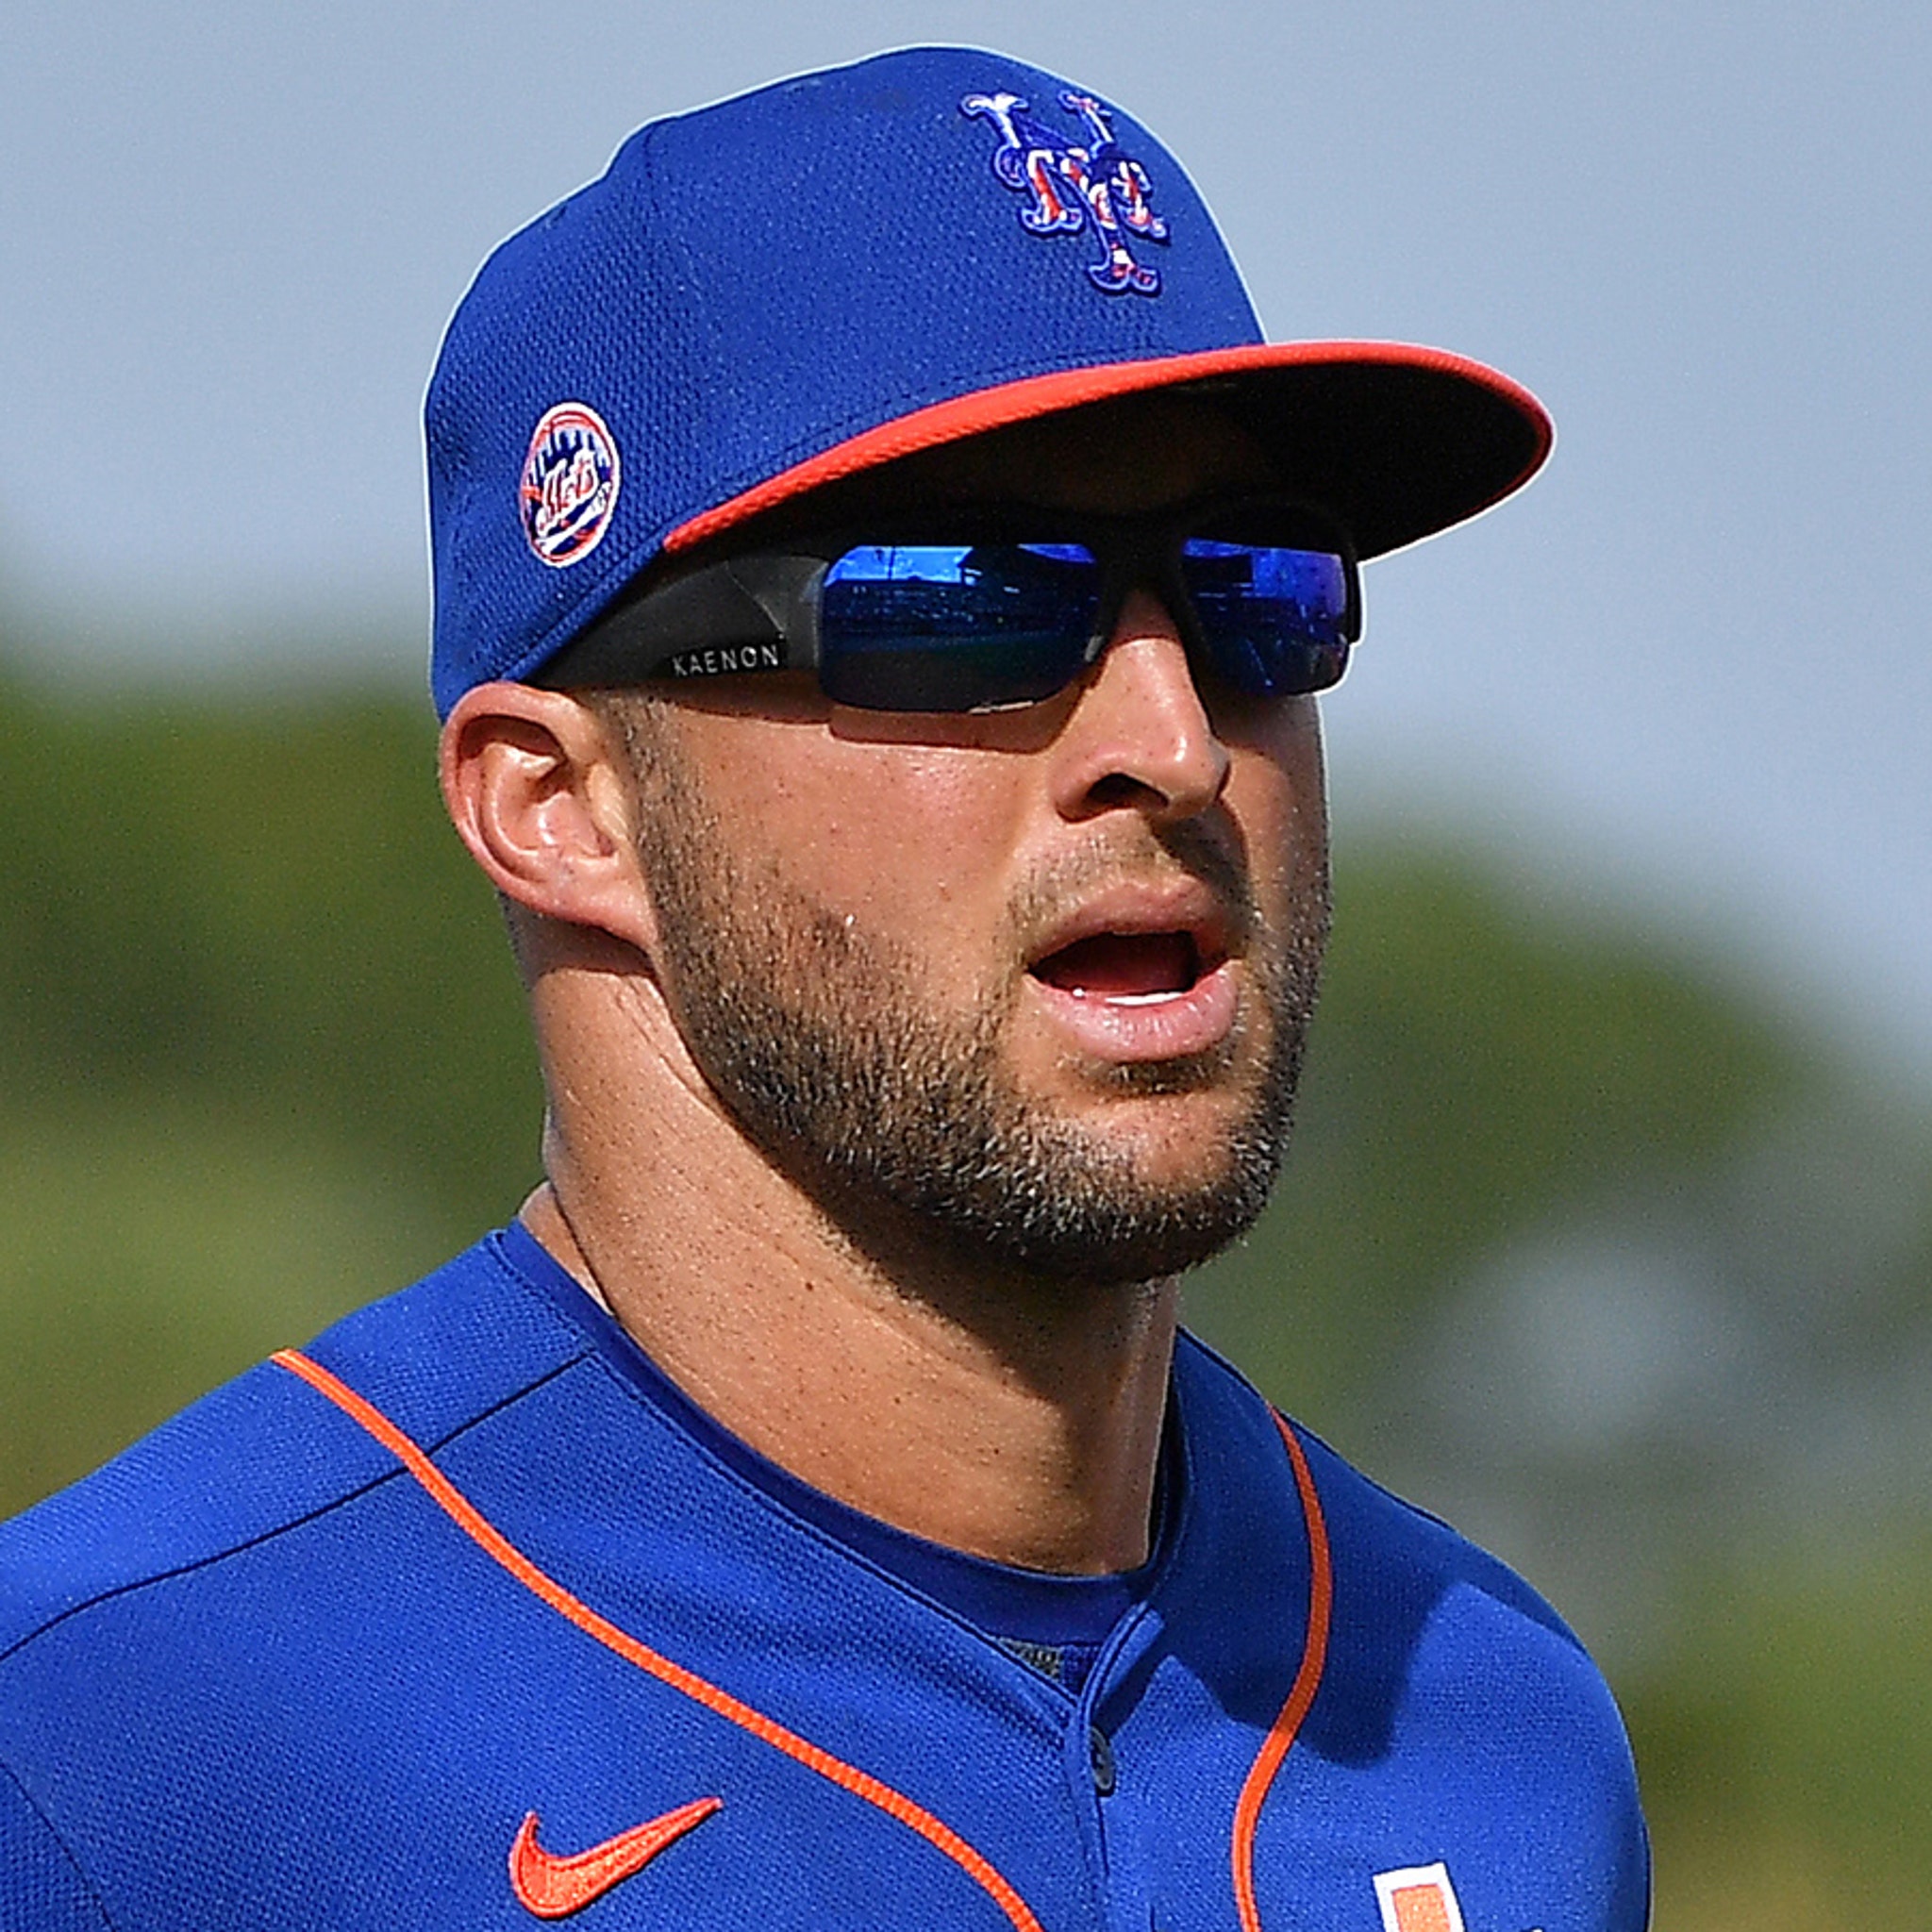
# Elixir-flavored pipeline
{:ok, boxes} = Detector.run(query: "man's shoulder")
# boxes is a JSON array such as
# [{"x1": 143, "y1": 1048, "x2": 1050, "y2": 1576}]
[
  {"x1": 1177, "y1": 1332, "x2": 1579, "y2": 1624},
  {"x1": 0, "y1": 1230, "x2": 590, "y2": 1663},
  {"x1": 1174, "y1": 1335, "x2": 1645, "y2": 1919},
  {"x1": 1174, "y1": 1332, "x2": 1630, "y2": 1744}
]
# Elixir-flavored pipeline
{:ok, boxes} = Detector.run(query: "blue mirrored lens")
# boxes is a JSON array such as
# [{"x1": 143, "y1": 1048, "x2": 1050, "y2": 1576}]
[
  {"x1": 1181, "y1": 541, "x2": 1352, "y2": 696},
  {"x1": 821, "y1": 544, "x2": 1100, "y2": 710},
  {"x1": 816, "y1": 535, "x2": 1352, "y2": 709}
]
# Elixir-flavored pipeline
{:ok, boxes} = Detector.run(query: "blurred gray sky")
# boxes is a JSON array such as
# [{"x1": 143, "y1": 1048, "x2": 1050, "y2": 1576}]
[{"x1": 4, "y1": 1, "x2": 1928, "y2": 1077}]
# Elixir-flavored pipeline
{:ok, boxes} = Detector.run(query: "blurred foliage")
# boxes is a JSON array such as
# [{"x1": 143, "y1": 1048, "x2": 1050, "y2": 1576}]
[
  {"x1": 0, "y1": 677, "x2": 540, "y2": 1224},
  {"x1": 1627, "y1": 1537, "x2": 1932, "y2": 1927},
  {"x1": 0, "y1": 662, "x2": 1927, "y2": 1926},
  {"x1": 0, "y1": 673, "x2": 539, "y2": 1504},
  {"x1": 1188, "y1": 845, "x2": 1801, "y2": 1429}
]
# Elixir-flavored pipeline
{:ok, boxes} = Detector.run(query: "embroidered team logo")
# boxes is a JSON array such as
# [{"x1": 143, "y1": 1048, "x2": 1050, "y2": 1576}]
[
  {"x1": 960, "y1": 88, "x2": 1170, "y2": 295},
  {"x1": 520, "y1": 403, "x2": 621, "y2": 567}
]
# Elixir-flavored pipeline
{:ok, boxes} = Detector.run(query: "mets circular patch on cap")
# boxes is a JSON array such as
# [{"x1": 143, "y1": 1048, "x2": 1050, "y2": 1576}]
[{"x1": 520, "y1": 403, "x2": 621, "y2": 567}]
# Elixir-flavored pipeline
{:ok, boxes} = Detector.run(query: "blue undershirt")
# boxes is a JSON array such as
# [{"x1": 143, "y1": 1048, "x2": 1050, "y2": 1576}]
[{"x1": 499, "y1": 1221, "x2": 1167, "y2": 1695}]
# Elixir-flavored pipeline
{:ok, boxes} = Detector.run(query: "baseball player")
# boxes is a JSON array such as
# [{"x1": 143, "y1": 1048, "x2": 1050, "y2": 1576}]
[{"x1": 0, "y1": 48, "x2": 1648, "y2": 1932}]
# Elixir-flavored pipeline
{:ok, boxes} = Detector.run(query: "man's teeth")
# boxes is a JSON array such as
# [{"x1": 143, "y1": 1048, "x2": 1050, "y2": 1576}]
[{"x1": 1038, "y1": 928, "x2": 1203, "y2": 1001}]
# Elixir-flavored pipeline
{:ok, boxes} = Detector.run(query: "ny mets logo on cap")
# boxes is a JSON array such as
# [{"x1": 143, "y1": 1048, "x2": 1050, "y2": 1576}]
[
  {"x1": 520, "y1": 403, "x2": 621, "y2": 568},
  {"x1": 961, "y1": 88, "x2": 1169, "y2": 296}
]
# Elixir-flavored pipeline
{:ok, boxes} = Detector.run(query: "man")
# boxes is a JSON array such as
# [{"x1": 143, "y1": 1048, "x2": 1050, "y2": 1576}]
[{"x1": 0, "y1": 47, "x2": 1647, "y2": 1932}]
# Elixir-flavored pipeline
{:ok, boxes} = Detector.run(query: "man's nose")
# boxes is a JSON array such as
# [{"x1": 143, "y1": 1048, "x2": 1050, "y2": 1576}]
[{"x1": 1049, "y1": 588, "x2": 1232, "y2": 822}]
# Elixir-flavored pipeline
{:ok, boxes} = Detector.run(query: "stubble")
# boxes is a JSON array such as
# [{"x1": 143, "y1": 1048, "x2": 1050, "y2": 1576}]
[{"x1": 605, "y1": 696, "x2": 1328, "y2": 1289}]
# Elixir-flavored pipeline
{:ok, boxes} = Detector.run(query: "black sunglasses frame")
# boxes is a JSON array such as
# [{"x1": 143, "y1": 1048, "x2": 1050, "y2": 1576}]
[{"x1": 536, "y1": 496, "x2": 1362, "y2": 711}]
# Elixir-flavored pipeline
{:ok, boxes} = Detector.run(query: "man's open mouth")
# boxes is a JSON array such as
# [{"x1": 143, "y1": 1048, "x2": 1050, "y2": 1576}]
[{"x1": 1029, "y1": 929, "x2": 1220, "y2": 1005}]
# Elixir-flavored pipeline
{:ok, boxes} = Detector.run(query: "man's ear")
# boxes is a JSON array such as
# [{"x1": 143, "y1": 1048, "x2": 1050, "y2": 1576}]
[{"x1": 439, "y1": 682, "x2": 659, "y2": 955}]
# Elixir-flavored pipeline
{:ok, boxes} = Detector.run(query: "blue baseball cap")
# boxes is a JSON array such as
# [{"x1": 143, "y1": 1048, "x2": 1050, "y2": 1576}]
[{"x1": 425, "y1": 45, "x2": 1551, "y2": 718}]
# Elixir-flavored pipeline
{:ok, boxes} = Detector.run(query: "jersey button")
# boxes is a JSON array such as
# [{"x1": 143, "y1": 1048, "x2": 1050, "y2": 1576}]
[{"x1": 1088, "y1": 1724, "x2": 1117, "y2": 1796}]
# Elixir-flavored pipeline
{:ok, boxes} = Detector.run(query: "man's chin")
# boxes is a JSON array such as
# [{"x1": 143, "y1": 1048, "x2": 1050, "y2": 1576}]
[
  {"x1": 952, "y1": 1171, "x2": 1280, "y2": 1287},
  {"x1": 1046, "y1": 1096, "x2": 1264, "y2": 1189},
  {"x1": 851, "y1": 1090, "x2": 1291, "y2": 1288},
  {"x1": 695, "y1": 974, "x2": 1299, "y2": 1287}
]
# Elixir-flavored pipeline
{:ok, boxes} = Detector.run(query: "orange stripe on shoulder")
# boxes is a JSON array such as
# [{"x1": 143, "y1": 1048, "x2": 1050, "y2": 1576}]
[
  {"x1": 271, "y1": 1348, "x2": 1044, "y2": 1932},
  {"x1": 1229, "y1": 1410, "x2": 1334, "y2": 1932}
]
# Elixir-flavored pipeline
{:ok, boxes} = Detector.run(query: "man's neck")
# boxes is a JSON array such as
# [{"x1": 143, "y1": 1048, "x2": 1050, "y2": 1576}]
[{"x1": 519, "y1": 1086, "x2": 1176, "y2": 1575}]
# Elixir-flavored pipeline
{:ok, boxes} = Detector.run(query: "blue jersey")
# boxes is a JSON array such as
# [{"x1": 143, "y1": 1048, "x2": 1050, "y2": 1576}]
[{"x1": 0, "y1": 1226, "x2": 1648, "y2": 1931}]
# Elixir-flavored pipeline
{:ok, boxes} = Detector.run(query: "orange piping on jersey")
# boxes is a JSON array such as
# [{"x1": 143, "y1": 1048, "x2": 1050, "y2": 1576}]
[
  {"x1": 272, "y1": 1349, "x2": 1044, "y2": 1932},
  {"x1": 1229, "y1": 1412, "x2": 1333, "y2": 1932}
]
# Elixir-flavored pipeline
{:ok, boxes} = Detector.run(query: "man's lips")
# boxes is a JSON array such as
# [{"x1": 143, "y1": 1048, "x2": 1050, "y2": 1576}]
[{"x1": 1023, "y1": 887, "x2": 1241, "y2": 1061}]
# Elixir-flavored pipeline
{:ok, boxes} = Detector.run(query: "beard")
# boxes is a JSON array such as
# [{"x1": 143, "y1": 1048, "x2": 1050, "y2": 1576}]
[{"x1": 622, "y1": 711, "x2": 1328, "y2": 1290}]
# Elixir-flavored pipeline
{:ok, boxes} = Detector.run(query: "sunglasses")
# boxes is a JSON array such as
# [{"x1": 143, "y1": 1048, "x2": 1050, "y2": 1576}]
[{"x1": 540, "y1": 497, "x2": 1360, "y2": 714}]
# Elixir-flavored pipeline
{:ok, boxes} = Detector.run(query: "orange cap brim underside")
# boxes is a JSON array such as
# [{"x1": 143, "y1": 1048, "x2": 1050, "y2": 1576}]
[{"x1": 665, "y1": 340, "x2": 1553, "y2": 563}]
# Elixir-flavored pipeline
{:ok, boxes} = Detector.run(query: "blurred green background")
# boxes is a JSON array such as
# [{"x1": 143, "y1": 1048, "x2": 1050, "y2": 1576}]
[{"x1": 2, "y1": 641, "x2": 1927, "y2": 1930}]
